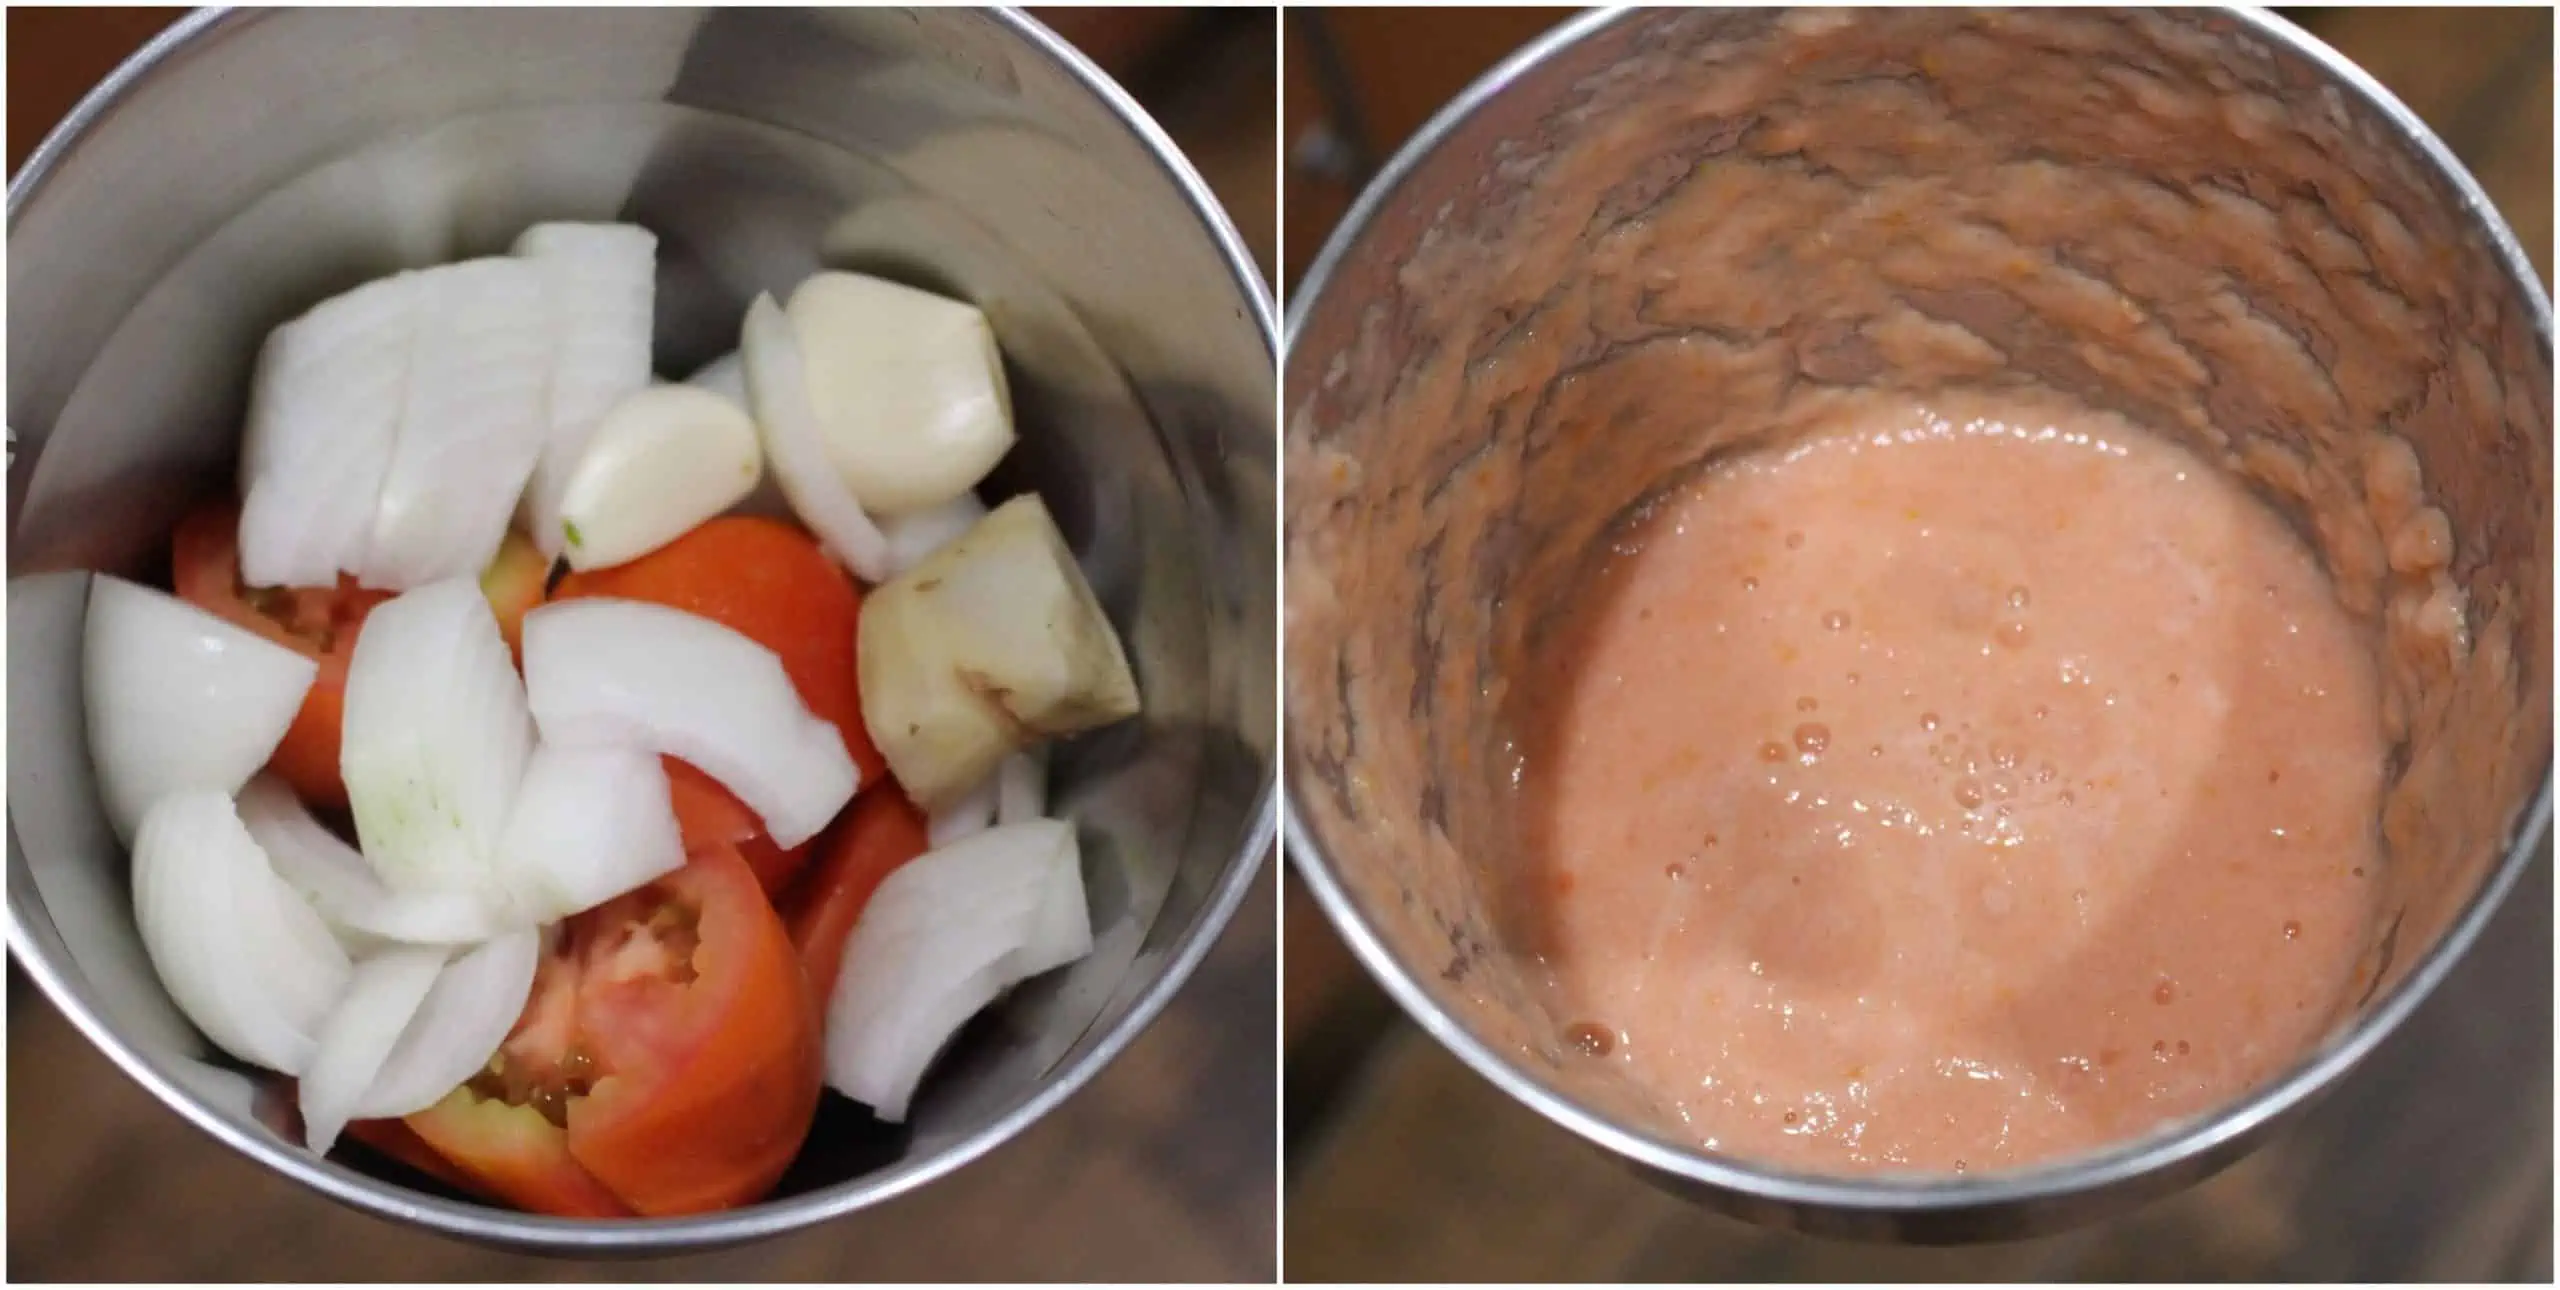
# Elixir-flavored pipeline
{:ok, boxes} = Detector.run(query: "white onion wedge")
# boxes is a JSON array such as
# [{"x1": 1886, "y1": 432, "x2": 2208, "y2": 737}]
[
  {"x1": 237, "y1": 272, "x2": 418, "y2": 588},
  {"x1": 1023, "y1": 822, "x2": 1093, "y2": 970},
  {"x1": 785, "y1": 271, "x2": 1015, "y2": 515},
  {"x1": 556, "y1": 384, "x2": 762, "y2": 572},
  {"x1": 238, "y1": 775, "x2": 503, "y2": 948},
  {"x1": 341, "y1": 577, "x2": 533, "y2": 898},
  {"x1": 521, "y1": 598, "x2": 856, "y2": 847},
  {"x1": 516, "y1": 222, "x2": 659, "y2": 559},
  {"x1": 132, "y1": 791, "x2": 351, "y2": 1075},
  {"x1": 881, "y1": 492, "x2": 987, "y2": 578},
  {"x1": 354, "y1": 930, "x2": 540, "y2": 1121},
  {"x1": 996, "y1": 749, "x2": 1048, "y2": 827},
  {"x1": 299, "y1": 946, "x2": 445, "y2": 1155},
  {"x1": 360, "y1": 258, "x2": 553, "y2": 589},
  {"x1": 83, "y1": 576, "x2": 316, "y2": 844},
  {"x1": 823, "y1": 820, "x2": 1090, "y2": 1122},
  {"x1": 690, "y1": 348, "x2": 795, "y2": 521},
  {"x1": 856, "y1": 494, "x2": 1139, "y2": 810},
  {"x1": 687, "y1": 350, "x2": 748, "y2": 407},
  {"x1": 926, "y1": 774, "x2": 998, "y2": 850},
  {"x1": 495, "y1": 742, "x2": 685, "y2": 924},
  {"x1": 741, "y1": 293, "x2": 893, "y2": 583}
]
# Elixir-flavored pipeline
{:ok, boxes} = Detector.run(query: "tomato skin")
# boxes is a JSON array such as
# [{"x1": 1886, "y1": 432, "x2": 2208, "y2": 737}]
[
  {"x1": 396, "y1": 846, "x2": 822, "y2": 1218},
  {"x1": 567, "y1": 844, "x2": 824, "y2": 1216},
  {"x1": 665, "y1": 759, "x2": 801, "y2": 896},
  {"x1": 553, "y1": 518, "x2": 880, "y2": 894},
  {"x1": 171, "y1": 502, "x2": 551, "y2": 806},
  {"x1": 786, "y1": 787, "x2": 931, "y2": 1005},
  {"x1": 404, "y1": 1091, "x2": 633, "y2": 1219}
]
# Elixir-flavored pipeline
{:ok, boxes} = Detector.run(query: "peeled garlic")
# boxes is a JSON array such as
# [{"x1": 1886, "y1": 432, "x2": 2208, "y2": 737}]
[
  {"x1": 786, "y1": 272, "x2": 1014, "y2": 516},
  {"x1": 556, "y1": 384, "x2": 763, "y2": 571}
]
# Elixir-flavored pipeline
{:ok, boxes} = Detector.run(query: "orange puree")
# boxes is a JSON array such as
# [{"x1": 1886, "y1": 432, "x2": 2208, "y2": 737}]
[{"x1": 1519, "y1": 398, "x2": 2382, "y2": 1174}]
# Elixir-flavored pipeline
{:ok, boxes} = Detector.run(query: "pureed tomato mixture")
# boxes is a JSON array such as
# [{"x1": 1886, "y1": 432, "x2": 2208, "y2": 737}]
[
  {"x1": 1283, "y1": 10, "x2": 2523, "y2": 1186},
  {"x1": 1512, "y1": 397, "x2": 2383, "y2": 1174}
]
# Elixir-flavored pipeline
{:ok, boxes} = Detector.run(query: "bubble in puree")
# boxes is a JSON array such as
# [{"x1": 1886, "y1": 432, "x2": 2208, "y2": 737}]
[{"x1": 1517, "y1": 397, "x2": 2383, "y2": 1174}]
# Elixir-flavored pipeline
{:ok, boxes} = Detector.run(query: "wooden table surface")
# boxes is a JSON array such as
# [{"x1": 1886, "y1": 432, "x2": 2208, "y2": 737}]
[
  {"x1": 6, "y1": 8, "x2": 1278, "y2": 1282},
  {"x1": 1280, "y1": 6, "x2": 2554, "y2": 1283}
]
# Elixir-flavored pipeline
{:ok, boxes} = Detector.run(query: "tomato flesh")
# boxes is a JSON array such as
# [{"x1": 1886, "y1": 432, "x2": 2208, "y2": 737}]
[
  {"x1": 404, "y1": 1090, "x2": 632, "y2": 1218},
  {"x1": 786, "y1": 787, "x2": 931, "y2": 1005},
  {"x1": 403, "y1": 845, "x2": 823, "y2": 1218},
  {"x1": 566, "y1": 846, "x2": 824, "y2": 1215},
  {"x1": 665, "y1": 758, "x2": 802, "y2": 897},
  {"x1": 345, "y1": 1105, "x2": 555, "y2": 1202}
]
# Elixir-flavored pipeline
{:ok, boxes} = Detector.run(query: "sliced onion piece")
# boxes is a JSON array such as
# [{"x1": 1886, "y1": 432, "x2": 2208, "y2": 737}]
[
  {"x1": 516, "y1": 222, "x2": 659, "y2": 559},
  {"x1": 237, "y1": 272, "x2": 418, "y2": 588},
  {"x1": 691, "y1": 349, "x2": 797, "y2": 522},
  {"x1": 299, "y1": 946, "x2": 446, "y2": 1155},
  {"x1": 823, "y1": 819, "x2": 1091, "y2": 1122},
  {"x1": 239, "y1": 775, "x2": 502, "y2": 948},
  {"x1": 785, "y1": 271, "x2": 1015, "y2": 515},
  {"x1": 360, "y1": 258, "x2": 554, "y2": 590},
  {"x1": 687, "y1": 350, "x2": 748, "y2": 407},
  {"x1": 741, "y1": 293, "x2": 892, "y2": 583},
  {"x1": 1023, "y1": 823, "x2": 1093, "y2": 971},
  {"x1": 341, "y1": 577, "x2": 534, "y2": 898},
  {"x1": 556, "y1": 384, "x2": 763, "y2": 572},
  {"x1": 83, "y1": 576, "x2": 317, "y2": 843},
  {"x1": 996, "y1": 749, "x2": 1048, "y2": 827},
  {"x1": 882, "y1": 493, "x2": 987, "y2": 578},
  {"x1": 926, "y1": 774, "x2": 998, "y2": 850},
  {"x1": 495, "y1": 742, "x2": 684, "y2": 924},
  {"x1": 132, "y1": 791, "x2": 352, "y2": 1075},
  {"x1": 521, "y1": 598, "x2": 856, "y2": 847},
  {"x1": 354, "y1": 930, "x2": 540, "y2": 1121}
]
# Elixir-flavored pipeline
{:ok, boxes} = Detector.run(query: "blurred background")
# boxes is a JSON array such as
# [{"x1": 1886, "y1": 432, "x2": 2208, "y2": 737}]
[
  {"x1": 5, "y1": 7, "x2": 1275, "y2": 1281},
  {"x1": 1280, "y1": 6, "x2": 2552, "y2": 1282}
]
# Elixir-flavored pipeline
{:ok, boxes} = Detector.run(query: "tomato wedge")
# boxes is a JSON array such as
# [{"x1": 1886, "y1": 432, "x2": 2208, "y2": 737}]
[
  {"x1": 405, "y1": 845, "x2": 823, "y2": 1218},
  {"x1": 569, "y1": 846, "x2": 825, "y2": 1214},
  {"x1": 172, "y1": 502, "x2": 550, "y2": 807},
  {"x1": 553, "y1": 517, "x2": 881, "y2": 894},
  {"x1": 404, "y1": 1090, "x2": 633, "y2": 1218},
  {"x1": 665, "y1": 759, "x2": 800, "y2": 895},
  {"x1": 342, "y1": 1116, "x2": 483, "y2": 1196},
  {"x1": 786, "y1": 787, "x2": 931, "y2": 1004}
]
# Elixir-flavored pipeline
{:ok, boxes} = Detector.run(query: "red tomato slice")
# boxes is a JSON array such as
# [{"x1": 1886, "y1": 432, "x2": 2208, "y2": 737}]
[
  {"x1": 172, "y1": 502, "x2": 550, "y2": 807},
  {"x1": 566, "y1": 845, "x2": 824, "y2": 1215},
  {"x1": 785, "y1": 787, "x2": 931, "y2": 1005},
  {"x1": 665, "y1": 759, "x2": 799, "y2": 895},
  {"x1": 343, "y1": 1113, "x2": 515, "y2": 1200},
  {"x1": 404, "y1": 1090, "x2": 633, "y2": 1219},
  {"x1": 553, "y1": 517, "x2": 881, "y2": 894},
  {"x1": 406, "y1": 845, "x2": 822, "y2": 1218}
]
